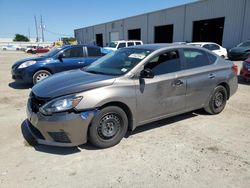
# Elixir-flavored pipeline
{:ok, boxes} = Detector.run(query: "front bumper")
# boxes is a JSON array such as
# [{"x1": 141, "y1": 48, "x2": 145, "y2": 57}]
[
  {"x1": 25, "y1": 100, "x2": 95, "y2": 147},
  {"x1": 11, "y1": 66, "x2": 34, "y2": 84}
]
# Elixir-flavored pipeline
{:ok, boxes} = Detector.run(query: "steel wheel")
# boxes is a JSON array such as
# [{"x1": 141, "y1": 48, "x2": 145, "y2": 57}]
[
  {"x1": 89, "y1": 106, "x2": 128, "y2": 148},
  {"x1": 97, "y1": 113, "x2": 121, "y2": 139},
  {"x1": 33, "y1": 70, "x2": 51, "y2": 84},
  {"x1": 204, "y1": 85, "x2": 227, "y2": 115}
]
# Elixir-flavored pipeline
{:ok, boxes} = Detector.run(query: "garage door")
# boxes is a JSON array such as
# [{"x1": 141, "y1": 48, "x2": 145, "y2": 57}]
[{"x1": 109, "y1": 32, "x2": 119, "y2": 42}]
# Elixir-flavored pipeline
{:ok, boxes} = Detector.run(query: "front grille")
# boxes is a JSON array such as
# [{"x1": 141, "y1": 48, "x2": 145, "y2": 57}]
[
  {"x1": 29, "y1": 92, "x2": 49, "y2": 113},
  {"x1": 27, "y1": 121, "x2": 45, "y2": 139},
  {"x1": 48, "y1": 132, "x2": 71, "y2": 143}
]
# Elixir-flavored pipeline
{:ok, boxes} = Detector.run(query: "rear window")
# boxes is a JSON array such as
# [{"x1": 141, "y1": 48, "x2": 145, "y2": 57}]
[{"x1": 135, "y1": 42, "x2": 142, "y2": 45}]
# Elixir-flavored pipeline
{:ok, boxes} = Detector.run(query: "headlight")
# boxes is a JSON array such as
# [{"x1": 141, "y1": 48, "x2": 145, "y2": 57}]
[
  {"x1": 18, "y1": 61, "x2": 36, "y2": 69},
  {"x1": 40, "y1": 96, "x2": 83, "y2": 115}
]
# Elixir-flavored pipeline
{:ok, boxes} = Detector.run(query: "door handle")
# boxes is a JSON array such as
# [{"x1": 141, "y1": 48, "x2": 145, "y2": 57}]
[
  {"x1": 209, "y1": 73, "x2": 215, "y2": 79},
  {"x1": 172, "y1": 79, "x2": 184, "y2": 87},
  {"x1": 78, "y1": 61, "x2": 85, "y2": 64}
]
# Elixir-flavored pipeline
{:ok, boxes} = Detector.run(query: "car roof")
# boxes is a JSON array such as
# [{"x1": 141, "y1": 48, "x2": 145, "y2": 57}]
[
  {"x1": 61, "y1": 44, "x2": 100, "y2": 48},
  {"x1": 189, "y1": 42, "x2": 218, "y2": 45},
  {"x1": 127, "y1": 43, "x2": 186, "y2": 51},
  {"x1": 111, "y1": 40, "x2": 142, "y2": 42}
]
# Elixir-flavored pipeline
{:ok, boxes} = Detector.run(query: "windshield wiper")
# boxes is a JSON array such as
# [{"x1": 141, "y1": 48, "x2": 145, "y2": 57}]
[{"x1": 85, "y1": 70, "x2": 117, "y2": 76}]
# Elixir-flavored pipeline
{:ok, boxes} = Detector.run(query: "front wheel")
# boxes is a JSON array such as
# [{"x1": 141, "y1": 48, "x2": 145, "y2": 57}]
[
  {"x1": 33, "y1": 70, "x2": 51, "y2": 84},
  {"x1": 204, "y1": 85, "x2": 228, "y2": 115},
  {"x1": 89, "y1": 106, "x2": 128, "y2": 148}
]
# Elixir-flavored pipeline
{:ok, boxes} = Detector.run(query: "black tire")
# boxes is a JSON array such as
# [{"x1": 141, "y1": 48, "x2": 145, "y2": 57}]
[
  {"x1": 33, "y1": 70, "x2": 51, "y2": 84},
  {"x1": 204, "y1": 85, "x2": 228, "y2": 115},
  {"x1": 89, "y1": 106, "x2": 128, "y2": 148}
]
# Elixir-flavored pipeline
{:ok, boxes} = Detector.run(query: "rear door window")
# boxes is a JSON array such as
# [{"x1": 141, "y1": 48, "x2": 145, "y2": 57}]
[
  {"x1": 63, "y1": 47, "x2": 83, "y2": 58},
  {"x1": 135, "y1": 42, "x2": 142, "y2": 45},
  {"x1": 127, "y1": 42, "x2": 134, "y2": 46},
  {"x1": 87, "y1": 47, "x2": 102, "y2": 57},
  {"x1": 183, "y1": 49, "x2": 210, "y2": 69}
]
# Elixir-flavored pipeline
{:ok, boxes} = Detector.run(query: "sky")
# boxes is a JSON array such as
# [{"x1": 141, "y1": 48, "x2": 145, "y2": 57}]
[{"x1": 0, "y1": 0, "x2": 197, "y2": 41}]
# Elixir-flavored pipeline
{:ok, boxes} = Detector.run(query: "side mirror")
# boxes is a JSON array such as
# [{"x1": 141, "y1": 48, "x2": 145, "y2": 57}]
[
  {"x1": 58, "y1": 53, "x2": 65, "y2": 61},
  {"x1": 140, "y1": 68, "x2": 154, "y2": 79}
]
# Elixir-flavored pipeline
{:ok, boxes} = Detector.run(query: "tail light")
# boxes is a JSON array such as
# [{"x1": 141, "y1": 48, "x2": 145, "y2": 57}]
[{"x1": 232, "y1": 64, "x2": 238, "y2": 76}]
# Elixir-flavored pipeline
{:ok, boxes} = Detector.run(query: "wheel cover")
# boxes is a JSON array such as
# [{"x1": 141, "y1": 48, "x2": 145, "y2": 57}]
[
  {"x1": 213, "y1": 91, "x2": 224, "y2": 108},
  {"x1": 97, "y1": 113, "x2": 121, "y2": 139},
  {"x1": 36, "y1": 72, "x2": 49, "y2": 83}
]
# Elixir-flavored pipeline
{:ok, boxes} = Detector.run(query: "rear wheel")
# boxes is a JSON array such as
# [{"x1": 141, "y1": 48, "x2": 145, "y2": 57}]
[
  {"x1": 204, "y1": 85, "x2": 227, "y2": 114},
  {"x1": 89, "y1": 106, "x2": 128, "y2": 148},
  {"x1": 33, "y1": 70, "x2": 51, "y2": 84}
]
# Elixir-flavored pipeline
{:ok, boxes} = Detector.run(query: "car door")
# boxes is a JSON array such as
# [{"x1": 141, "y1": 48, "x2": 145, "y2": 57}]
[
  {"x1": 181, "y1": 48, "x2": 217, "y2": 110},
  {"x1": 55, "y1": 46, "x2": 86, "y2": 72},
  {"x1": 136, "y1": 49, "x2": 186, "y2": 124}
]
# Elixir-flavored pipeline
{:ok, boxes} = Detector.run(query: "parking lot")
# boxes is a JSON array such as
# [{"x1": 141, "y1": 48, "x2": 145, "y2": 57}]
[{"x1": 0, "y1": 50, "x2": 249, "y2": 188}]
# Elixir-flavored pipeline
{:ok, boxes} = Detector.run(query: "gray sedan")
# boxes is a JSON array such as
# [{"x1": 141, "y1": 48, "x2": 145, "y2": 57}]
[{"x1": 22, "y1": 44, "x2": 238, "y2": 148}]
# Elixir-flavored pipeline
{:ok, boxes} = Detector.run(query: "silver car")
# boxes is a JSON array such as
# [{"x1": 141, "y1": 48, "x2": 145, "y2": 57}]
[{"x1": 22, "y1": 44, "x2": 238, "y2": 148}]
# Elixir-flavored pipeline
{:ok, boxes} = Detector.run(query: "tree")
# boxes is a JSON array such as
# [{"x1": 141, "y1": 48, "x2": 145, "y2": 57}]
[{"x1": 13, "y1": 34, "x2": 30, "y2": 42}]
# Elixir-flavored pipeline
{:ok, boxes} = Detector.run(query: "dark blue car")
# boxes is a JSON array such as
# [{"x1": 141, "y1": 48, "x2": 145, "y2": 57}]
[{"x1": 11, "y1": 45, "x2": 104, "y2": 84}]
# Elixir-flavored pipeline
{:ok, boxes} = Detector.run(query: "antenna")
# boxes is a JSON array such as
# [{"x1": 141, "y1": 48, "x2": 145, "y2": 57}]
[{"x1": 34, "y1": 15, "x2": 39, "y2": 42}]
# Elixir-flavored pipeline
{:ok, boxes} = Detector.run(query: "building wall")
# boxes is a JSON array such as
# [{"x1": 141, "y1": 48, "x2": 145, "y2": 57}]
[
  {"x1": 74, "y1": 0, "x2": 249, "y2": 48},
  {"x1": 147, "y1": 6, "x2": 185, "y2": 43},
  {"x1": 242, "y1": 0, "x2": 250, "y2": 42},
  {"x1": 184, "y1": 0, "x2": 246, "y2": 48}
]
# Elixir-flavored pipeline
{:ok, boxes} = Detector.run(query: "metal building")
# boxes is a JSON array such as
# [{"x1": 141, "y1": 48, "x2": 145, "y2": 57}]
[{"x1": 74, "y1": 0, "x2": 250, "y2": 48}]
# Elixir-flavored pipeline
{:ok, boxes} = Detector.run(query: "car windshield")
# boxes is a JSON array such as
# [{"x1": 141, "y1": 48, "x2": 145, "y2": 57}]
[
  {"x1": 237, "y1": 42, "x2": 250, "y2": 47},
  {"x1": 108, "y1": 42, "x2": 118, "y2": 48},
  {"x1": 85, "y1": 48, "x2": 152, "y2": 76},
  {"x1": 40, "y1": 47, "x2": 62, "y2": 57}
]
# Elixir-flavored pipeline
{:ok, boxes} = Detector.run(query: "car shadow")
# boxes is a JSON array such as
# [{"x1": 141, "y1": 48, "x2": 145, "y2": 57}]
[
  {"x1": 8, "y1": 81, "x2": 32, "y2": 89},
  {"x1": 34, "y1": 145, "x2": 81, "y2": 155},
  {"x1": 125, "y1": 111, "x2": 199, "y2": 138},
  {"x1": 238, "y1": 76, "x2": 250, "y2": 85}
]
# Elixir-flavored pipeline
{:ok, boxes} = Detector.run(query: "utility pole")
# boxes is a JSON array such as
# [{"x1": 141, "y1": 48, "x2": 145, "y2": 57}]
[
  {"x1": 28, "y1": 28, "x2": 30, "y2": 41},
  {"x1": 40, "y1": 15, "x2": 45, "y2": 42},
  {"x1": 34, "y1": 15, "x2": 39, "y2": 42}
]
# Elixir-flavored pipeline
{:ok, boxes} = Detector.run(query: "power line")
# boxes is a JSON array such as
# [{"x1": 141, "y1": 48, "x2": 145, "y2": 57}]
[{"x1": 43, "y1": 28, "x2": 72, "y2": 37}]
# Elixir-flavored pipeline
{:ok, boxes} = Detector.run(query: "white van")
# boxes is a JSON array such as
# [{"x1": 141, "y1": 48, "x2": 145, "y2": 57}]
[{"x1": 105, "y1": 40, "x2": 143, "y2": 51}]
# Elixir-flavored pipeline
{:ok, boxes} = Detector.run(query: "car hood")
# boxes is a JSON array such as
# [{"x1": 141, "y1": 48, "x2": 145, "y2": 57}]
[
  {"x1": 230, "y1": 47, "x2": 250, "y2": 53},
  {"x1": 12, "y1": 56, "x2": 49, "y2": 68},
  {"x1": 32, "y1": 69, "x2": 116, "y2": 98}
]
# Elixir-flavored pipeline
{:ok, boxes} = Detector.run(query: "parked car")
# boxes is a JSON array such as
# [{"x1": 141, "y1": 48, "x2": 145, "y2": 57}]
[
  {"x1": 22, "y1": 44, "x2": 238, "y2": 148},
  {"x1": 104, "y1": 40, "x2": 143, "y2": 52},
  {"x1": 11, "y1": 45, "x2": 103, "y2": 84},
  {"x1": 25, "y1": 46, "x2": 37, "y2": 53},
  {"x1": 31, "y1": 46, "x2": 50, "y2": 54},
  {"x1": 189, "y1": 42, "x2": 228, "y2": 58},
  {"x1": 228, "y1": 41, "x2": 250, "y2": 60},
  {"x1": 1, "y1": 45, "x2": 17, "y2": 51},
  {"x1": 240, "y1": 57, "x2": 250, "y2": 81}
]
